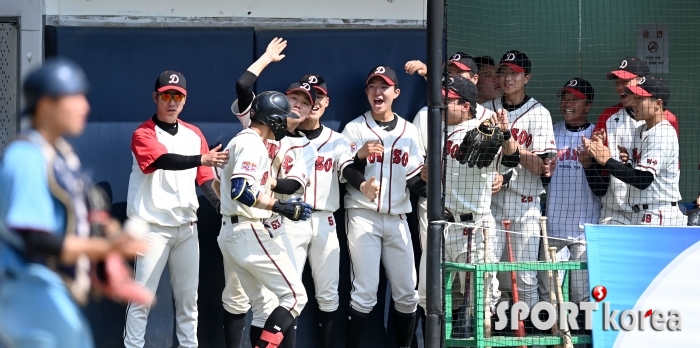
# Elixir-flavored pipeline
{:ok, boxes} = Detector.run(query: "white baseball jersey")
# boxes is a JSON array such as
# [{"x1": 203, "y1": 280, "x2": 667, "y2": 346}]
[
  {"x1": 342, "y1": 112, "x2": 424, "y2": 215},
  {"x1": 627, "y1": 120, "x2": 682, "y2": 205},
  {"x1": 267, "y1": 133, "x2": 317, "y2": 201},
  {"x1": 593, "y1": 104, "x2": 644, "y2": 213},
  {"x1": 218, "y1": 128, "x2": 272, "y2": 219},
  {"x1": 485, "y1": 97, "x2": 556, "y2": 197},
  {"x1": 443, "y1": 118, "x2": 497, "y2": 215},
  {"x1": 546, "y1": 122, "x2": 601, "y2": 238},
  {"x1": 127, "y1": 118, "x2": 214, "y2": 226},
  {"x1": 412, "y1": 104, "x2": 491, "y2": 156},
  {"x1": 303, "y1": 126, "x2": 354, "y2": 212}
]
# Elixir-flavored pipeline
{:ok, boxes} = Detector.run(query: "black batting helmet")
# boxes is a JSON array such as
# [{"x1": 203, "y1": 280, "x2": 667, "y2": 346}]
[
  {"x1": 251, "y1": 91, "x2": 297, "y2": 141},
  {"x1": 23, "y1": 57, "x2": 90, "y2": 115},
  {"x1": 687, "y1": 208, "x2": 700, "y2": 227}
]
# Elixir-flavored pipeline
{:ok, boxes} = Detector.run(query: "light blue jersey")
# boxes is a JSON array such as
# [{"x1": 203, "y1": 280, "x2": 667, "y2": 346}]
[{"x1": 0, "y1": 130, "x2": 94, "y2": 348}]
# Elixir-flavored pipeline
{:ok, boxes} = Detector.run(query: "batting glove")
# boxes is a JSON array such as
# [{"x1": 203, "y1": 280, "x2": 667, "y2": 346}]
[{"x1": 272, "y1": 197, "x2": 313, "y2": 221}]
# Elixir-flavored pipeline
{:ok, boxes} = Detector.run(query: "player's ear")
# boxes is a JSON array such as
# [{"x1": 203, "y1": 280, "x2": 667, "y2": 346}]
[
  {"x1": 152, "y1": 93, "x2": 158, "y2": 104},
  {"x1": 524, "y1": 73, "x2": 532, "y2": 84},
  {"x1": 393, "y1": 87, "x2": 401, "y2": 98},
  {"x1": 471, "y1": 73, "x2": 479, "y2": 85},
  {"x1": 323, "y1": 96, "x2": 330, "y2": 107},
  {"x1": 584, "y1": 101, "x2": 593, "y2": 114}
]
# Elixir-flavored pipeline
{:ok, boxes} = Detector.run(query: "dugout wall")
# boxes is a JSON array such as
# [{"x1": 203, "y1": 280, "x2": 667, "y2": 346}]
[{"x1": 45, "y1": 26, "x2": 427, "y2": 348}]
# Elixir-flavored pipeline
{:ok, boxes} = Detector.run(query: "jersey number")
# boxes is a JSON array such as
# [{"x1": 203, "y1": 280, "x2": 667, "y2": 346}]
[
  {"x1": 315, "y1": 156, "x2": 334, "y2": 172},
  {"x1": 261, "y1": 171, "x2": 269, "y2": 185},
  {"x1": 328, "y1": 216, "x2": 335, "y2": 226},
  {"x1": 521, "y1": 195, "x2": 534, "y2": 203},
  {"x1": 641, "y1": 214, "x2": 652, "y2": 224},
  {"x1": 511, "y1": 128, "x2": 533, "y2": 148},
  {"x1": 282, "y1": 155, "x2": 293, "y2": 175}
]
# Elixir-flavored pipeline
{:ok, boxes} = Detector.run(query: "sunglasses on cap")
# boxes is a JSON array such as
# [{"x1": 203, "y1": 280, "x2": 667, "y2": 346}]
[{"x1": 157, "y1": 92, "x2": 186, "y2": 102}]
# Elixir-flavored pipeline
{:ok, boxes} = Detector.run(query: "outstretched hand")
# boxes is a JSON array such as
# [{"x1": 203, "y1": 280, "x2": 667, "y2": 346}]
[
  {"x1": 201, "y1": 144, "x2": 229, "y2": 168},
  {"x1": 265, "y1": 37, "x2": 288, "y2": 62}
]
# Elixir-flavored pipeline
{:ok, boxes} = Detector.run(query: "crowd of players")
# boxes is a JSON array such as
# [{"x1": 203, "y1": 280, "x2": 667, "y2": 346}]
[{"x1": 0, "y1": 35, "x2": 688, "y2": 348}]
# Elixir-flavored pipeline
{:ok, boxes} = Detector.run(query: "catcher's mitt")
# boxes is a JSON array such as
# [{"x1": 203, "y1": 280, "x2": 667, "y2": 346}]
[
  {"x1": 92, "y1": 252, "x2": 155, "y2": 305},
  {"x1": 455, "y1": 120, "x2": 505, "y2": 168}
]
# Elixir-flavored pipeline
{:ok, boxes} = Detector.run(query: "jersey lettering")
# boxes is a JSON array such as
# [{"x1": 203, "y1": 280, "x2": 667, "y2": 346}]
[
  {"x1": 445, "y1": 140, "x2": 460, "y2": 159},
  {"x1": 521, "y1": 195, "x2": 534, "y2": 203},
  {"x1": 315, "y1": 156, "x2": 334, "y2": 172},
  {"x1": 391, "y1": 149, "x2": 410, "y2": 167},
  {"x1": 282, "y1": 155, "x2": 293, "y2": 175},
  {"x1": 632, "y1": 148, "x2": 642, "y2": 163},
  {"x1": 557, "y1": 148, "x2": 578, "y2": 162},
  {"x1": 261, "y1": 171, "x2": 269, "y2": 185},
  {"x1": 270, "y1": 219, "x2": 282, "y2": 230},
  {"x1": 511, "y1": 128, "x2": 533, "y2": 148},
  {"x1": 368, "y1": 153, "x2": 384, "y2": 163},
  {"x1": 266, "y1": 143, "x2": 280, "y2": 160}
]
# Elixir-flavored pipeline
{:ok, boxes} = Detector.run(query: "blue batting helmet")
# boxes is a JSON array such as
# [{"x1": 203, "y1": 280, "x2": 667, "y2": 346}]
[{"x1": 23, "y1": 57, "x2": 90, "y2": 115}]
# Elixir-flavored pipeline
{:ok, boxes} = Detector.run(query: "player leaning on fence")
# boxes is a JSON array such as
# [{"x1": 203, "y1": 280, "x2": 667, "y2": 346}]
[
  {"x1": 582, "y1": 76, "x2": 686, "y2": 226},
  {"x1": 485, "y1": 51, "x2": 557, "y2": 316}
]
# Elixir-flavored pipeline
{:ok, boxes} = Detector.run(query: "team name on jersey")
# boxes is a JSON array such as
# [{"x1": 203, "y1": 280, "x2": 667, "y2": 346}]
[
  {"x1": 315, "y1": 156, "x2": 334, "y2": 172},
  {"x1": 510, "y1": 128, "x2": 534, "y2": 148},
  {"x1": 266, "y1": 142, "x2": 280, "y2": 160},
  {"x1": 366, "y1": 149, "x2": 410, "y2": 167}
]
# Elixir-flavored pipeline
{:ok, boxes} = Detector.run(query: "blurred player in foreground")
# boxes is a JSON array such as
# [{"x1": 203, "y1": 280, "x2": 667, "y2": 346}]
[{"x1": 0, "y1": 58, "x2": 150, "y2": 347}]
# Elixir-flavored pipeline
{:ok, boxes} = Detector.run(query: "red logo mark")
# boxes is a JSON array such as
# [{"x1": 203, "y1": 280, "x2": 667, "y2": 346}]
[
  {"x1": 592, "y1": 285, "x2": 607, "y2": 302},
  {"x1": 645, "y1": 309, "x2": 653, "y2": 318}
]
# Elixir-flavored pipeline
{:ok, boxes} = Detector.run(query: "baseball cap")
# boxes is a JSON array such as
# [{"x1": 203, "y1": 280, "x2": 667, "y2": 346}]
[
  {"x1": 498, "y1": 50, "x2": 531, "y2": 74},
  {"x1": 300, "y1": 74, "x2": 328, "y2": 95},
  {"x1": 557, "y1": 78, "x2": 595, "y2": 101},
  {"x1": 442, "y1": 76, "x2": 478, "y2": 107},
  {"x1": 474, "y1": 56, "x2": 496, "y2": 69},
  {"x1": 286, "y1": 81, "x2": 317, "y2": 105},
  {"x1": 448, "y1": 52, "x2": 478, "y2": 73},
  {"x1": 366, "y1": 65, "x2": 398, "y2": 87},
  {"x1": 624, "y1": 76, "x2": 670, "y2": 106},
  {"x1": 155, "y1": 70, "x2": 187, "y2": 95},
  {"x1": 607, "y1": 57, "x2": 650, "y2": 80}
]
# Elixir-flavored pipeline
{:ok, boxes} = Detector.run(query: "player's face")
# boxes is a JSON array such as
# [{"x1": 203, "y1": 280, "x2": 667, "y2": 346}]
[
  {"x1": 560, "y1": 93, "x2": 591, "y2": 125},
  {"x1": 366, "y1": 77, "x2": 400, "y2": 114},
  {"x1": 444, "y1": 98, "x2": 471, "y2": 125},
  {"x1": 52, "y1": 94, "x2": 90, "y2": 136},
  {"x1": 497, "y1": 66, "x2": 529, "y2": 95},
  {"x1": 630, "y1": 95, "x2": 662, "y2": 120},
  {"x1": 476, "y1": 65, "x2": 500, "y2": 101},
  {"x1": 309, "y1": 92, "x2": 329, "y2": 120},
  {"x1": 153, "y1": 91, "x2": 186, "y2": 123},
  {"x1": 447, "y1": 65, "x2": 478, "y2": 84},
  {"x1": 615, "y1": 77, "x2": 642, "y2": 106},
  {"x1": 287, "y1": 91, "x2": 312, "y2": 125}
]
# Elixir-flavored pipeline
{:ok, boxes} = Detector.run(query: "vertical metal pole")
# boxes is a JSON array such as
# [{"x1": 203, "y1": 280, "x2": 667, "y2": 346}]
[{"x1": 425, "y1": 0, "x2": 445, "y2": 347}]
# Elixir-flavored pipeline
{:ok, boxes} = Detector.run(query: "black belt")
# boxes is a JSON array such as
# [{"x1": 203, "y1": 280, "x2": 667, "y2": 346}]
[
  {"x1": 446, "y1": 213, "x2": 474, "y2": 223},
  {"x1": 632, "y1": 202, "x2": 677, "y2": 212}
]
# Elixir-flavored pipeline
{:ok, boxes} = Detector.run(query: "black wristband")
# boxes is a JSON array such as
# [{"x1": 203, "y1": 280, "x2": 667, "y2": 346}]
[{"x1": 502, "y1": 129, "x2": 512, "y2": 142}]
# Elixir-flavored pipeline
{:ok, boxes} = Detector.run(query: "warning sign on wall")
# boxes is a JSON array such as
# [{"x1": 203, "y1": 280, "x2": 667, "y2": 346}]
[{"x1": 638, "y1": 23, "x2": 669, "y2": 73}]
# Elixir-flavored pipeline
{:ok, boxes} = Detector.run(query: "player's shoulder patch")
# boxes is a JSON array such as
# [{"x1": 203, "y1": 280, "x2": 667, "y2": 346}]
[{"x1": 241, "y1": 161, "x2": 258, "y2": 172}]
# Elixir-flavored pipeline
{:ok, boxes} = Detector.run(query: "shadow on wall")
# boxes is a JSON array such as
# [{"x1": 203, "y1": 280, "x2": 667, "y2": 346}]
[{"x1": 46, "y1": 26, "x2": 429, "y2": 347}]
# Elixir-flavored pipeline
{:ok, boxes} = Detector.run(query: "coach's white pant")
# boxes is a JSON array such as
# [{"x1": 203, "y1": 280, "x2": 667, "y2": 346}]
[
  {"x1": 538, "y1": 236, "x2": 588, "y2": 304},
  {"x1": 218, "y1": 217, "x2": 307, "y2": 319},
  {"x1": 124, "y1": 222, "x2": 199, "y2": 348},
  {"x1": 630, "y1": 204, "x2": 687, "y2": 226},
  {"x1": 598, "y1": 206, "x2": 633, "y2": 225},
  {"x1": 346, "y1": 208, "x2": 419, "y2": 314},
  {"x1": 284, "y1": 211, "x2": 340, "y2": 312},
  {"x1": 491, "y1": 191, "x2": 541, "y2": 309}
]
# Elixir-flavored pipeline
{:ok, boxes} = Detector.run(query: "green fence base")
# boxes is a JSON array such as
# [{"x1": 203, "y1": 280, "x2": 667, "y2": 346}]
[{"x1": 445, "y1": 334, "x2": 593, "y2": 347}]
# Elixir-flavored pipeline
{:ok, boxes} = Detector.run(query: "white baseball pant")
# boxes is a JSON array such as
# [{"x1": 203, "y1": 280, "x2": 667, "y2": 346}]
[
  {"x1": 124, "y1": 222, "x2": 199, "y2": 348},
  {"x1": 283, "y1": 211, "x2": 341, "y2": 312},
  {"x1": 218, "y1": 217, "x2": 307, "y2": 318},
  {"x1": 538, "y1": 236, "x2": 588, "y2": 304},
  {"x1": 598, "y1": 206, "x2": 633, "y2": 225},
  {"x1": 346, "y1": 208, "x2": 419, "y2": 314},
  {"x1": 630, "y1": 204, "x2": 687, "y2": 226},
  {"x1": 417, "y1": 198, "x2": 428, "y2": 310},
  {"x1": 491, "y1": 191, "x2": 541, "y2": 309}
]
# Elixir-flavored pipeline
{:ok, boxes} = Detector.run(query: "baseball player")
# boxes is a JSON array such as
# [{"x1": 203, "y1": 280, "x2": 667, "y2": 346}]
[
  {"x1": 474, "y1": 56, "x2": 501, "y2": 104},
  {"x1": 485, "y1": 50, "x2": 557, "y2": 314},
  {"x1": 0, "y1": 58, "x2": 148, "y2": 347},
  {"x1": 583, "y1": 57, "x2": 679, "y2": 225},
  {"x1": 294, "y1": 74, "x2": 375, "y2": 348},
  {"x1": 342, "y1": 65, "x2": 427, "y2": 348},
  {"x1": 438, "y1": 76, "x2": 520, "y2": 335},
  {"x1": 538, "y1": 78, "x2": 601, "y2": 308},
  {"x1": 124, "y1": 70, "x2": 227, "y2": 348},
  {"x1": 217, "y1": 90, "x2": 313, "y2": 348},
  {"x1": 582, "y1": 76, "x2": 686, "y2": 226}
]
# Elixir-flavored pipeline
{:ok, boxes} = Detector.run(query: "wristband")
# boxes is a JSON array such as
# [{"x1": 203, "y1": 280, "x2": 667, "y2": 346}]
[{"x1": 502, "y1": 129, "x2": 512, "y2": 142}]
